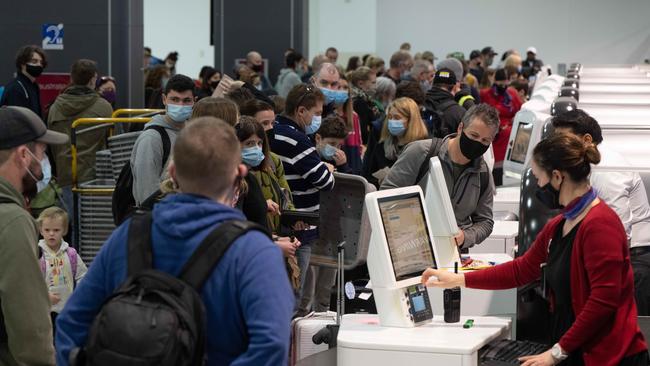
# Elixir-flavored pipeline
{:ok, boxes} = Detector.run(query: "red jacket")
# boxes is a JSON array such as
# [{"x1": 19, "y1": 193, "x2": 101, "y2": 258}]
[
  {"x1": 479, "y1": 87, "x2": 522, "y2": 162},
  {"x1": 465, "y1": 201, "x2": 646, "y2": 366}
]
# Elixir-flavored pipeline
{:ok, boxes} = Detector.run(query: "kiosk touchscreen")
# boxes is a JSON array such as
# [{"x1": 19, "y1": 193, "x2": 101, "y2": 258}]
[
  {"x1": 365, "y1": 186, "x2": 437, "y2": 327},
  {"x1": 424, "y1": 157, "x2": 461, "y2": 269},
  {"x1": 503, "y1": 110, "x2": 548, "y2": 185}
]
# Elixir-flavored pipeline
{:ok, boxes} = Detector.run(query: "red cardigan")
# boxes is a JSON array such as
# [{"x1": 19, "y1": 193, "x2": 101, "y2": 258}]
[
  {"x1": 465, "y1": 201, "x2": 647, "y2": 366},
  {"x1": 479, "y1": 87, "x2": 522, "y2": 162}
]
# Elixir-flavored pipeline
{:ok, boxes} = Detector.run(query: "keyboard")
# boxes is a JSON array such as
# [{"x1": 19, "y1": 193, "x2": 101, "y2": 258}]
[{"x1": 480, "y1": 339, "x2": 549, "y2": 365}]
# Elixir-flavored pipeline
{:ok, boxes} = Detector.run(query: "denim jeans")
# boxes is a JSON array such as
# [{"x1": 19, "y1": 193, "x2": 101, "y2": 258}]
[
  {"x1": 295, "y1": 241, "x2": 312, "y2": 310},
  {"x1": 61, "y1": 186, "x2": 77, "y2": 248}
]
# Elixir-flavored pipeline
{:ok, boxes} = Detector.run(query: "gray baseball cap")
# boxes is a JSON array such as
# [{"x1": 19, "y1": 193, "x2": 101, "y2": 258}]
[{"x1": 0, "y1": 106, "x2": 68, "y2": 149}]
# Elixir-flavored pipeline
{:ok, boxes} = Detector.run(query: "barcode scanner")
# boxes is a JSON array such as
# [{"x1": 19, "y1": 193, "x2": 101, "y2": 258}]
[{"x1": 443, "y1": 262, "x2": 461, "y2": 323}]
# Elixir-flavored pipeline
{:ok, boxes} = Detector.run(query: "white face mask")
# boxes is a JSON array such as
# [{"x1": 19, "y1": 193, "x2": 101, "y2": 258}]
[{"x1": 26, "y1": 149, "x2": 49, "y2": 193}]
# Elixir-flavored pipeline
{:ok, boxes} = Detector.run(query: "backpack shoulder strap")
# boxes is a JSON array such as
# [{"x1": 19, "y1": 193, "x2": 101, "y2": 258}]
[
  {"x1": 127, "y1": 210, "x2": 154, "y2": 276},
  {"x1": 179, "y1": 220, "x2": 269, "y2": 290},
  {"x1": 145, "y1": 125, "x2": 172, "y2": 167},
  {"x1": 415, "y1": 138, "x2": 444, "y2": 185},
  {"x1": 67, "y1": 247, "x2": 78, "y2": 280}
]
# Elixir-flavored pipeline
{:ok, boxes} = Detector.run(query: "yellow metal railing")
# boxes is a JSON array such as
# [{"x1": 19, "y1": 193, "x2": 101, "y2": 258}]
[
  {"x1": 111, "y1": 108, "x2": 164, "y2": 119},
  {"x1": 70, "y1": 117, "x2": 151, "y2": 194}
]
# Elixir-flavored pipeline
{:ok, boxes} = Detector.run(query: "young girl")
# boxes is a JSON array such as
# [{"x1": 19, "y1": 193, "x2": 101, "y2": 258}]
[{"x1": 37, "y1": 207, "x2": 87, "y2": 331}]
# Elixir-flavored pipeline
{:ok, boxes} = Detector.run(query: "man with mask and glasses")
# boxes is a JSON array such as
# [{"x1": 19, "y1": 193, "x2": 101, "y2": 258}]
[
  {"x1": 131, "y1": 74, "x2": 196, "y2": 205},
  {"x1": 0, "y1": 106, "x2": 68, "y2": 365},
  {"x1": 381, "y1": 104, "x2": 499, "y2": 251},
  {"x1": 1, "y1": 45, "x2": 48, "y2": 120}
]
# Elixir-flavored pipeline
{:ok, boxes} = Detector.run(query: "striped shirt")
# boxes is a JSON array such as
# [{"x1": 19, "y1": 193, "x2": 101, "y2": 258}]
[{"x1": 270, "y1": 115, "x2": 334, "y2": 212}]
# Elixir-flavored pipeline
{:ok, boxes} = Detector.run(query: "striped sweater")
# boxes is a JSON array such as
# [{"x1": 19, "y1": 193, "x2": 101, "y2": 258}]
[{"x1": 270, "y1": 115, "x2": 334, "y2": 212}]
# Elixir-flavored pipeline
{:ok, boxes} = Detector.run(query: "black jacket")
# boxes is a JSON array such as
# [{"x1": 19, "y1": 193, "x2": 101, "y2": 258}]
[
  {"x1": 424, "y1": 87, "x2": 466, "y2": 137},
  {"x1": 0, "y1": 73, "x2": 43, "y2": 120}
]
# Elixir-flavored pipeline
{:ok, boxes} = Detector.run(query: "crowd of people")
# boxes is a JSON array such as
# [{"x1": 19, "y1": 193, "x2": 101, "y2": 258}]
[{"x1": 0, "y1": 41, "x2": 648, "y2": 366}]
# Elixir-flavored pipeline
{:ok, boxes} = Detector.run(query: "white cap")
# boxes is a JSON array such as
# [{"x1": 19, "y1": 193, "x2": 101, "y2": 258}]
[{"x1": 527, "y1": 46, "x2": 537, "y2": 54}]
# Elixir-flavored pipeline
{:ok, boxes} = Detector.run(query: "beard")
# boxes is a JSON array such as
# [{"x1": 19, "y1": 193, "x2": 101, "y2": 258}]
[{"x1": 22, "y1": 160, "x2": 43, "y2": 202}]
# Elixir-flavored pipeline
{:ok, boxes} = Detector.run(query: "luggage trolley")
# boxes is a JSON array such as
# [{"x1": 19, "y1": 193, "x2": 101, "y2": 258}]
[{"x1": 70, "y1": 113, "x2": 161, "y2": 263}]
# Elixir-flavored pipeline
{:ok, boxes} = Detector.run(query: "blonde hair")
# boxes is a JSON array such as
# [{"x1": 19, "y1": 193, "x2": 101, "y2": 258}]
[
  {"x1": 37, "y1": 206, "x2": 69, "y2": 231},
  {"x1": 380, "y1": 97, "x2": 428, "y2": 143},
  {"x1": 504, "y1": 54, "x2": 522, "y2": 78},
  {"x1": 347, "y1": 66, "x2": 373, "y2": 87}
]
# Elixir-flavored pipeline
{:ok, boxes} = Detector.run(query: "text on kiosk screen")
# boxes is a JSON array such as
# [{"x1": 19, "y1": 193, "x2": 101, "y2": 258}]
[{"x1": 379, "y1": 194, "x2": 436, "y2": 281}]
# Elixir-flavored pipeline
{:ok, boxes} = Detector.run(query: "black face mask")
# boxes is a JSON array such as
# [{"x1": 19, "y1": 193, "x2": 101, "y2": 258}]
[
  {"x1": 265, "y1": 127, "x2": 275, "y2": 142},
  {"x1": 210, "y1": 80, "x2": 220, "y2": 89},
  {"x1": 494, "y1": 84, "x2": 507, "y2": 95},
  {"x1": 459, "y1": 131, "x2": 490, "y2": 161},
  {"x1": 25, "y1": 64, "x2": 44, "y2": 78},
  {"x1": 535, "y1": 180, "x2": 563, "y2": 210},
  {"x1": 251, "y1": 64, "x2": 263, "y2": 73}
]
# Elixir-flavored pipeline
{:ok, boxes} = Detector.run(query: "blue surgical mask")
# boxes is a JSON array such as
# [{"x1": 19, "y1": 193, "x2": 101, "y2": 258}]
[
  {"x1": 334, "y1": 90, "x2": 349, "y2": 105},
  {"x1": 387, "y1": 119, "x2": 406, "y2": 136},
  {"x1": 305, "y1": 115, "x2": 322, "y2": 135},
  {"x1": 319, "y1": 143, "x2": 338, "y2": 160},
  {"x1": 241, "y1": 146, "x2": 265, "y2": 167},
  {"x1": 320, "y1": 88, "x2": 349, "y2": 105},
  {"x1": 166, "y1": 104, "x2": 192, "y2": 122}
]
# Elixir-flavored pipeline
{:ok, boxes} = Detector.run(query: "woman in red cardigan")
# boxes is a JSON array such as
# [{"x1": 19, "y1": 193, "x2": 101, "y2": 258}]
[{"x1": 422, "y1": 134, "x2": 647, "y2": 366}]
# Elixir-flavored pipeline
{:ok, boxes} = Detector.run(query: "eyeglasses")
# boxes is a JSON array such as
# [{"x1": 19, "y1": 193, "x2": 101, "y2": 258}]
[{"x1": 296, "y1": 84, "x2": 316, "y2": 108}]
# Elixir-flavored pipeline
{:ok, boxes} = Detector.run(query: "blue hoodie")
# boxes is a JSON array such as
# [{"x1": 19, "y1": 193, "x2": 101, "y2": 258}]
[{"x1": 55, "y1": 194, "x2": 294, "y2": 365}]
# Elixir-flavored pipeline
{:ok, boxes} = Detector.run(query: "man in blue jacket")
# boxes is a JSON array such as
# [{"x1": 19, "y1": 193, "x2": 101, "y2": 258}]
[{"x1": 55, "y1": 117, "x2": 294, "y2": 365}]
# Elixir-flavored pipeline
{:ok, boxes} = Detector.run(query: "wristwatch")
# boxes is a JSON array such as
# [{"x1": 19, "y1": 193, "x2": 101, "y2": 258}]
[{"x1": 551, "y1": 343, "x2": 569, "y2": 363}]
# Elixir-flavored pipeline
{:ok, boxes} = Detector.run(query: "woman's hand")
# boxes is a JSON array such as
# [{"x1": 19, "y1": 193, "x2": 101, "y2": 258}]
[
  {"x1": 266, "y1": 199, "x2": 280, "y2": 215},
  {"x1": 292, "y1": 221, "x2": 310, "y2": 231},
  {"x1": 274, "y1": 236, "x2": 301, "y2": 257},
  {"x1": 421, "y1": 268, "x2": 466, "y2": 288},
  {"x1": 519, "y1": 349, "x2": 556, "y2": 366}
]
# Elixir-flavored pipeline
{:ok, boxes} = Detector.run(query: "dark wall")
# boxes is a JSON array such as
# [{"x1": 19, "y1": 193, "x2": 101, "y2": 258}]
[
  {"x1": 0, "y1": 0, "x2": 143, "y2": 109},
  {"x1": 213, "y1": 0, "x2": 308, "y2": 85}
]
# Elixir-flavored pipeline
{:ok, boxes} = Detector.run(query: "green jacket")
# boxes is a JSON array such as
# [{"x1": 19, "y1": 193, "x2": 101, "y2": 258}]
[
  {"x1": 47, "y1": 86, "x2": 113, "y2": 187},
  {"x1": 251, "y1": 153, "x2": 294, "y2": 233},
  {"x1": 0, "y1": 177, "x2": 55, "y2": 365}
]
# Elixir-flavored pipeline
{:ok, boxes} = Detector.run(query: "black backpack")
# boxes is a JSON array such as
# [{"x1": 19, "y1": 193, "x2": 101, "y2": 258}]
[
  {"x1": 423, "y1": 99, "x2": 457, "y2": 138},
  {"x1": 112, "y1": 126, "x2": 171, "y2": 226},
  {"x1": 414, "y1": 138, "x2": 490, "y2": 197},
  {"x1": 77, "y1": 211, "x2": 268, "y2": 366}
]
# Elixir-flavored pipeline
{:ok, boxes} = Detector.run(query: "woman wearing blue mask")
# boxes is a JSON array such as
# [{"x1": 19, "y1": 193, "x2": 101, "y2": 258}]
[
  {"x1": 236, "y1": 117, "x2": 302, "y2": 290},
  {"x1": 362, "y1": 97, "x2": 428, "y2": 188}
]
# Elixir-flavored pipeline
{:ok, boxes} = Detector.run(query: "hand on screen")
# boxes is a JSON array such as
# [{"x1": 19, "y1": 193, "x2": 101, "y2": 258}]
[
  {"x1": 421, "y1": 268, "x2": 465, "y2": 288},
  {"x1": 454, "y1": 230, "x2": 465, "y2": 247}
]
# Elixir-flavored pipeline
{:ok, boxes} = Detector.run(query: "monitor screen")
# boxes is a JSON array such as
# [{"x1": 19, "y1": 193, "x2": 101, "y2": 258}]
[
  {"x1": 378, "y1": 193, "x2": 436, "y2": 281},
  {"x1": 509, "y1": 122, "x2": 533, "y2": 164}
]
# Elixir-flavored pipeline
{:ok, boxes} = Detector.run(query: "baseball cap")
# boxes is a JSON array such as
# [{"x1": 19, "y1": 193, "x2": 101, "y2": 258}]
[
  {"x1": 434, "y1": 68, "x2": 457, "y2": 86},
  {"x1": 526, "y1": 46, "x2": 537, "y2": 55},
  {"x1": 469, "y1": 50, "x2": 481, "y2": 60},
  {"x1": 481, "y1": 46, "x2": 498, "y2": 56},
  {"x1": 0, "y1": 106, "x2": 68, "y2": 149},
  {"x1": 436, "y1": 58, "x2": 463, "y2": 82}
]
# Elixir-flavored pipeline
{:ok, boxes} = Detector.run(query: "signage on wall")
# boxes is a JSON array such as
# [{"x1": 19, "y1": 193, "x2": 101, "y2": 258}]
[
  {"x1": 36, "y1": 73, "x2": 70, "y2": 117},
  {"x1": 42, "y1": 23, "x2": 64, "y2": 50}
]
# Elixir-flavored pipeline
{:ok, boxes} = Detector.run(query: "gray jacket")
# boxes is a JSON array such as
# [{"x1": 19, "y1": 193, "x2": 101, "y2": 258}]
[
  {"x1": 380, "y1": 135, "x2": 495, "y2": 249},
  {"x1": 130, "y1": 114, "x2": 180, "y2": 205},
  {"x1": 275, "y1": 68, "x2": 302, "y2": 98}
]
